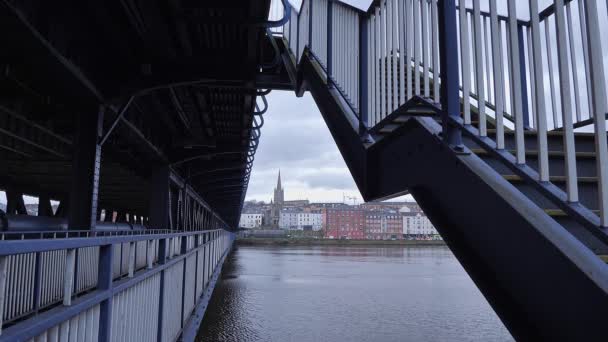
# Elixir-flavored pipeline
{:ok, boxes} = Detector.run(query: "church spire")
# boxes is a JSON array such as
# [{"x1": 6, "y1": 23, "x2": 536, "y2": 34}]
[{"x1": 276, "y1": 170, "x2": 282, "y2": 191}]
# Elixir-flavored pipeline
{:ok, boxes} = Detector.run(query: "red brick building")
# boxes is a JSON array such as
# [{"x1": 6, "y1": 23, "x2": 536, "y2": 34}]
[
  {"x1": 324, "y1": 208, "x2": 365, "y2": 239},
  {"x1": 364, "y1": 213, "x2": 403, "y2": 240}
]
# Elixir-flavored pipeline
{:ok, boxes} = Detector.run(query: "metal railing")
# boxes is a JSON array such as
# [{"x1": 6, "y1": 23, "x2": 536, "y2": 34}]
[
  {"x1": 270, "y1": 0, "x2": 608, "y2": 229},
  {"x1": 0, "y1": 229, "x2": 234, "y2": 341}
]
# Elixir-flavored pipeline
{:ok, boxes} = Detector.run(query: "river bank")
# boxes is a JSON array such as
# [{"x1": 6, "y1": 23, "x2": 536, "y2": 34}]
[{"x1": 236, "y1": 237, "x2": 446, "y2": 246}]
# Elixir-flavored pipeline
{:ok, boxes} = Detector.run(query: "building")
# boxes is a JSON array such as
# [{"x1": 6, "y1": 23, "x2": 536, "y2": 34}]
[
  {"x1": 297, "y1": 212, "x2": 322, "y2": 231},
  {"x1": 364, "y1": 213, "x2": 403, "y2": 240},
  {"x1": 403, "y1": 213, "x2": 439, "y2": 237},
  {"x1": 284, "y1": 199, "x2": 309, "y2": 207},
  {"x1": 279, "y1": 210, "x2": 298, "y2": 229},
  {"x1": 269, "y1": 171, "x2": 284, "y2": 227},
  {"x1": 239, "y1": 213, "x2": 263, "y2": 229},
  {"x1": 325, "y1": 208, "x2": 365, "y2": 239},
  {"x1": 361, "y1": 201, "x2": 420, "y2": 212}
]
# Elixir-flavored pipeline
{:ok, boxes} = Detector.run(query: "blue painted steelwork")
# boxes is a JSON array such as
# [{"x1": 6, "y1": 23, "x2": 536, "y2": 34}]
[
  {"x1": 0, "y1": 229, "x2": 233, "y2": 341},
  {"x1": 517, "y1": 25, "x2": 531, "y2": 130},
  {"x1": 309, "y1": 0, "x2": 314, "y2": 49},
  {"x1": 359, "y1": 13, "x2": 368, "y2": 135},
  {"x1": 327, "y1": 0, "x2": 333, "y2": 78},
  {"x1": 437, "y1": 0, "x2": 463, "y2": 149}
]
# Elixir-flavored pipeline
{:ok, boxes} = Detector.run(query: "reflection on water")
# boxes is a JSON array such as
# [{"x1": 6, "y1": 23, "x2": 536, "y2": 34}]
[{"x1": 197, "y1": 246, "x2": 513, "y2": 342}]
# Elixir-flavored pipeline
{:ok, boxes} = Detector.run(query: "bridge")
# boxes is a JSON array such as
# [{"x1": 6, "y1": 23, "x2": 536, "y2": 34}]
[{"x1": 0, "y1": 0, "x2": 607, "y2": 340}]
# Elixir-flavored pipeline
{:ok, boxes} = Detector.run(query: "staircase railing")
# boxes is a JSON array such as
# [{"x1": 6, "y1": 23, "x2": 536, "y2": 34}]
[{"x1": 269, "y1": 0, "x2": 608, "y2": 228}]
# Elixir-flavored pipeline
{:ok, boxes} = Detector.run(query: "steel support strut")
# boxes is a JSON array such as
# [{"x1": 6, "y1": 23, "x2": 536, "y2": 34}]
[
  {"x1": 437, "y1": 0, "x2": 463, "y2": 150},
  {"x1": 68, "y1": 106, "x2": 104, "y2": 229}
]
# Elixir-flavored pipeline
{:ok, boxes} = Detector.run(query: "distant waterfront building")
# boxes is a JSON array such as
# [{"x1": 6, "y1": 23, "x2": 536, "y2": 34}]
[
  {"x1": 279, "y1": 210, "x2": 298, "y2": 229},
  {"x1": 284, "y1": 199, "x2": 309, "y2": 207},
  {"x1": 364, "y1": 213, "x2": 403, "y2": 240},
  {"x1": 297, "y1": 212, "x2": 322, "y2": 231},
  {"x1": 325, "y1": 208, "x2": 365, "y2": 239},
  {"x1": 239, "y1": 213, "x2": 263, "y2": 229},
  {"x1": 403, "y1": 213, "x2": 438, "y2": 237}
]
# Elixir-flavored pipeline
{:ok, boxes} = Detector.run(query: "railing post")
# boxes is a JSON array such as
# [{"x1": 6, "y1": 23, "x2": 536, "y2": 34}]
[
  {"x1": 156, "y1": 238, "x2": 167, "y2": 342},
  {"x1": 437, "y1": 0, "x2": 463, "y2": 150},
  {"x1": 0, "y1": 256, "x2": 7, "y2": 335},
  {"x1": 327, "y1": 0, "x2": 333, "y2": 81},
  {"x1": 98, "y1": 244, "x2": 114, "y2": 342},
  {"x1": 127, "y1": 241, "x2": 135, "y2": 277},
  {"x1": 63, "y1": 248, "x2": 76, "y2": 306},
  {"x1": 359, "y1": 13, "x2": 369, "y2": 135},
  {"x1": 33, "y1": 252, "x2": 41, "y2": 312},
  {"x1": 146, "y1": 240, "x2": 154, "y2": 269}
]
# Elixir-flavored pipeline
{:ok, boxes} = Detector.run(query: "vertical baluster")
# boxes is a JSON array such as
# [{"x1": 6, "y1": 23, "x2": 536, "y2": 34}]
[
  {"x1": 406, "y1": 0, "x2": 413, "y2": 99},
  {"x1": 398, "y1": 0, "x2": 406, "y2": 105},
  {"x1": 422, "y1": 0, "x2": 430, "y2": 98},
  {"x1": 387, "y1": 0, "x2": 394, "y2": 113},
  {"x1": 578, "y1": 0, "x2": 593, "y2": 119},
  {"x1": 507, "y1": 0, "x2": 525, "y2": 164},
  {"x1": 527, "y1": 27, "x2": 537, "y2": 129},
  {"x1": 458, "y1": 0, "x2": 471, "y2": 124},
  {"x1": 544, "y1": 20, "x2": 559, "y2": 128},
  {"x1": 370, "y1": 14, "x2": 376, "y2": 126},
  {"x1": 63, "y1": 249, "x2": 76, "y2": 306},
  {"x1": 381, "y1": 2, "x2": 387, "y2": 117},
  {"x1": 374, "y1": 8, "x2": 380, "y2": 124},
  {"x1": 565, "y1": 3, "x2": 581, "y2": 123},
  {"x1": 554, "y1": 0, "x2": 578, "y2": 201},
  {"x1": 473, "y1": 0, "x2": 486, "y2": 136},
  {"x1": 368, "y1": 16, "x2": 373, "y2": 127},
  {"x1": 582, "y1": 0, "x2": 608, "y2": 227},
  {"x1": 356, "y1": 13, "x2": 360, "y2": 109},
  {"x1": 391, "y1": 0, "x2": 399, "y2": 110},
  {"x1": 484, "y1": 17, "x2": 492, "y2": 106},
  {"x1": 413, "y1": 0, "x2": 421, "y2": 95},
  {"x1": 530, "y1": 0, "x2": 549, "y2": 182},
  {"x1": 498, "y1": 21, "x2": 508, "y2": 118},
  {"x1": 431, "y1": 0, "x2": 439, "y2": 103}
]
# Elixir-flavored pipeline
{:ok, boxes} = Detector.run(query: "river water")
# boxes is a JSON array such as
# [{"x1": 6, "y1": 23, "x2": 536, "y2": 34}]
[{"x1": 197, "y1": 245, "x2": 513, "y2": 342}]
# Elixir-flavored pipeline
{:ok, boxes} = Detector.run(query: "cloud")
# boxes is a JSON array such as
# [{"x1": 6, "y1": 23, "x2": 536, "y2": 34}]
[{"x1": 246, "y1": 91, "x2": 361, "y2": 202}]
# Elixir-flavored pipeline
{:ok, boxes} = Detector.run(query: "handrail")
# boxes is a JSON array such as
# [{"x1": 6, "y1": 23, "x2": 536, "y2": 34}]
[
  {"x1": 0, "y1": 229, "x2": 226, "y2": 255},
  {"x1": 262, "y1": 0, "x2": 292, "y2": 27}
]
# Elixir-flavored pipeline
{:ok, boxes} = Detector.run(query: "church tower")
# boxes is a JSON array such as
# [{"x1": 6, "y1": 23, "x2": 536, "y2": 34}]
[
  {"x1": 271, "y1": 170, "x2": 284, "y2": 227},
  {"x1": 273, "y1": 170, "x2": 284, "y2": 205}
]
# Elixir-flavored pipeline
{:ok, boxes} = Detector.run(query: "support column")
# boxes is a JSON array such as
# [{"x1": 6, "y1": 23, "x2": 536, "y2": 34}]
[
  {"x1": 68, "y1": 106, "x2": 104, "y2": 229},
  {"x1": 38, "y1": 195, "x2": 53, "y2": 217},
  {"x1": 6, "y1": 190, "x2": 26, "y2": 215},
  {"x1": 149, "y1": 166, "x2": 170, "y2": 229}
]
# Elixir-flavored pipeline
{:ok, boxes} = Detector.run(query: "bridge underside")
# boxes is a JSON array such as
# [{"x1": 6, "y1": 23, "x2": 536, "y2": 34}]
[{"x1": 0, "y1": 0, "x2": 292, "y2": 228}]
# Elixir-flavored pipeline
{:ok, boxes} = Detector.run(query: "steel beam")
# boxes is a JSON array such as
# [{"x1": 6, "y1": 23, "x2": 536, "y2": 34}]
[{"x1": 68, "y1": 106, "x2": 104, "y2": 229}]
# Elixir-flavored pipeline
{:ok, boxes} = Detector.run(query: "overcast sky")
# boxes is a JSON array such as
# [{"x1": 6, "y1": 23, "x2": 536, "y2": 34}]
[{"x1": 245, "y1": 91, "x2": 410, "y2": 204}]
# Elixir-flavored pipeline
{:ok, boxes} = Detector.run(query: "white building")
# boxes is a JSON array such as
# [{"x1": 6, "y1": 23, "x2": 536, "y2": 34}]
[
  {"x1": 279, "y1": 211, "x2": 323, "y2": 230},
  {"x1": 296, "y1": 212, "x2": 323, "y2": 231},
  {"x1": 239, "y1": 213, "x2": 263, "y2": 229},
  {"x1": 279, "y1": 211, "x2": 299, "y2": 229},
  {"x1": 403, "y1": 213, "x2": 438, "y2": 236}
]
